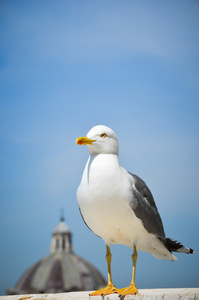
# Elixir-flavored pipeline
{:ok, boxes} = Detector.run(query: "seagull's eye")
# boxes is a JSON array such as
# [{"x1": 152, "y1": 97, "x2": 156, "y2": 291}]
[{"x1": 100, "y1": 133, "x2": 107, "y2": 138}]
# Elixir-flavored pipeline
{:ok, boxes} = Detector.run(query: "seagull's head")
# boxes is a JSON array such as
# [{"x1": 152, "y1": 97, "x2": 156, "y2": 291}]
[{"x1": 76, "y1": 125, "x2": 119, "y2": 155}]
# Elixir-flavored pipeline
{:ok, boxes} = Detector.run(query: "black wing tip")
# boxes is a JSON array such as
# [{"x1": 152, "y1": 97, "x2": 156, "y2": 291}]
[
  {"x1": 160, "y1": 237, "x2": 194, "y2": 254},
  {"x1": 167, "y1": 238, "x2": 195, "y2": 254},
  {"x1": 189, "y1": 248, "x2": 195, "y2": 254}
]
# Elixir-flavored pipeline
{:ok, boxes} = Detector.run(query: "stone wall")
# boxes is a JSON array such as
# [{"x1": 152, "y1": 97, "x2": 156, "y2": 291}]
[{"x1": 1, "y1": 288, "x2": 199, "y2": 300}]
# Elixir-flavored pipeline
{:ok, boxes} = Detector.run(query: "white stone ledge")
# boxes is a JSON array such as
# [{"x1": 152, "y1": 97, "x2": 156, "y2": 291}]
[{"x1": 1, "y1": 289, "x2": 199, "y2": 300}]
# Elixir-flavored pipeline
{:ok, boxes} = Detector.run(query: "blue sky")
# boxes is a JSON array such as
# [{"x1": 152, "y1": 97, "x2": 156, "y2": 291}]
[{"x1": 0, "y1": 0, "x2": 199, "y2": 295}]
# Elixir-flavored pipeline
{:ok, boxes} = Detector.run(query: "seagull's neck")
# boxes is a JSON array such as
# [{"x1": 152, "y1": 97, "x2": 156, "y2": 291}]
[
  {"x1": 89, "y1": 153, "x2": 120, "y2": 168},
  {"x1": 84, "y1": 153, "x2": 120, "y2": 183}
]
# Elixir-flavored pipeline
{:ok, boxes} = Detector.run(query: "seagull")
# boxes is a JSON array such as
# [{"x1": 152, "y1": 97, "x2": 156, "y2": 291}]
[{"x1": 76, "y1": 125, "x2": 194, "y2": 297}]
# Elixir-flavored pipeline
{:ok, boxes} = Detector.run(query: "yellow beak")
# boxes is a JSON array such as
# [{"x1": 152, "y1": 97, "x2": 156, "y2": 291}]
[{"x1": 76, "y1": 136, "x2": 96, "y2": 145}]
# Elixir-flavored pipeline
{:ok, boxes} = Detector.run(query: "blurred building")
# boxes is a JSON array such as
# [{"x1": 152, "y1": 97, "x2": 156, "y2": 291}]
[{"x1": 7, "y1": 217, "x2": 106, "y2": 295}]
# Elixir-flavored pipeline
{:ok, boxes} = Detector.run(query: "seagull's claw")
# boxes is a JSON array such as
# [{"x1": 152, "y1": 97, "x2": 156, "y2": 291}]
[
  {"x1": 89, "y1": 283, "x2": 118, "y2": 296},
  {"x1": 117, "y1": 284, "x2": 138, "y2": 298}
]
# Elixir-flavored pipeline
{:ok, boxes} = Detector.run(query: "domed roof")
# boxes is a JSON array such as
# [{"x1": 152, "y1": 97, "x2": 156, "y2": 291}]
[
  {"x1": 7, "y1": 217, "x2": 106, "y2": 295},
  {"x1": 52, "y1": 217, "x2": 70, "y2": 234},
  {"x1": 8, "y1": 252, "x2": 106, "y2": 294}
]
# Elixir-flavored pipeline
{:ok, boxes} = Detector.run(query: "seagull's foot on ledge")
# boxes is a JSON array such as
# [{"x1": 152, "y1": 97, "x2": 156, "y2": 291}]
[
  {"x1": 117, "y1": 284, "x2": 138, "y2": 298},
  {"x1": 89, "y1": 283, "x2": 118, "y2": 296}
]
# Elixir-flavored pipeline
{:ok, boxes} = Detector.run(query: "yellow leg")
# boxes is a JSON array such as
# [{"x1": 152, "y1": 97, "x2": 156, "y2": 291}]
[
  {"x1": 117, "y1": 245, "x2": 138, "y2": 297},
  {"x1": 90, "y1": 245, "x2": 118, "y2": 296}
]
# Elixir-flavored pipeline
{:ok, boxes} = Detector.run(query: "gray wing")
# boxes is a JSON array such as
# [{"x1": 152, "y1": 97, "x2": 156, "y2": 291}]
[{"x1": 129, "y1": 172, "x2": 165, "y2": 238}]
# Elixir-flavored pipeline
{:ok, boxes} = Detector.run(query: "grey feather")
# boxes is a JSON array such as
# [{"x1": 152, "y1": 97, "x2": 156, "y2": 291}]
[{"x1": 129, "y1": 173, "x2": 165, "y2": 238}]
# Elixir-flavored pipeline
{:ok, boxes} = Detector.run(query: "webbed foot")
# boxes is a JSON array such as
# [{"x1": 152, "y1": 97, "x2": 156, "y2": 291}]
[
  {"x1": 90, "y1": 283, "x2": 118, "y2": 296},
  {"x1": 117, "y1": 284, "x2": 138, "y2": 298}
]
